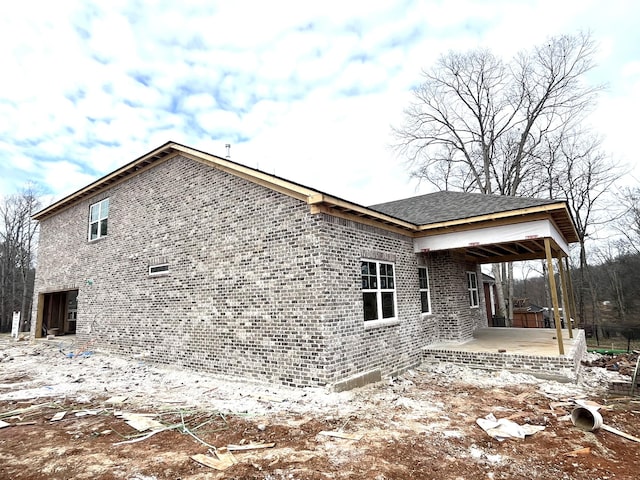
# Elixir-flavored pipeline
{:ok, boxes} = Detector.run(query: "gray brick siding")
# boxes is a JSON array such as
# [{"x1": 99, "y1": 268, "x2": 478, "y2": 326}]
[{"x1": 31, "y1": 154, "x2": 486, "y2": 387}]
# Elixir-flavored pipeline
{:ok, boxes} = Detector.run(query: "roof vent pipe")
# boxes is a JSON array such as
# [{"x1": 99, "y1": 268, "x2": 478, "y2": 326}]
[{"x1": 225, "y1": 143, "x2": 231, "y2": 159}]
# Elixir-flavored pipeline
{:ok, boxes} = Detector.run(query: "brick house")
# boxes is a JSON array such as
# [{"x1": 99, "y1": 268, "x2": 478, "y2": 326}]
[{"x1": 31, "y1": 142, "x2": 578, "y2": 388}]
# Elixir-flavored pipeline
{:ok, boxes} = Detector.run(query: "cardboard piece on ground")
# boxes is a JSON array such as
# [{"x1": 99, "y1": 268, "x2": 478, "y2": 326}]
[
  {"x1": 318, "y1": 431, "x2": 363, "y2": 441},
  {"x1": 105, "y1": 396, "x2": 128, "y2": 405},
  {"x1": 0, "y1": 420, "x2": 10, "y2": 429},
  {"x1": 120, "y1": 413, "x2": 164, "y2": 432},
  {"x1": 50, "y1": 411, "x2": 66, "y2": 422},
  {"x1": 564, "y1": 447, "x2": 591, "y2": 457},
  {"x1": 227, "y1": 442, "x2": 276, "y2": 451}
]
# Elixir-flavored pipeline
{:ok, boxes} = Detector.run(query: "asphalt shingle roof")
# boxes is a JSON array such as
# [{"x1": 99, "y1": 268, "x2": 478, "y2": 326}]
[{"x1": 368, "y1": 191, "x2": 559, "y2": 226}]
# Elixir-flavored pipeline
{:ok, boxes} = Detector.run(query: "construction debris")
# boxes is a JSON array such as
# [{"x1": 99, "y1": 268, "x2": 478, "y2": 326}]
[
  {"x1": 476, "y1": 413, "x2": 545, "y2": 441},
  {"x1": 318, "y1": 430, "x2": 364, "y2": 441},
  {"x1": 564, "y1": 447, "x2": 591, "y2": 457},
  {"x1": 582, "y1": 353, "x2": 639, "y2": 376},
  {"x1": 227, "y1": 442, "x2": 275, "y2": 451},
  {"x1": 191, "y1": 448, "x2": 238, "y2": 471},
  {"x1": 50, "y1": 411, "x2": 66, "y2": 421},
  {"x1": 118, "y1": 412, "x2": 165, "y2": 432}
]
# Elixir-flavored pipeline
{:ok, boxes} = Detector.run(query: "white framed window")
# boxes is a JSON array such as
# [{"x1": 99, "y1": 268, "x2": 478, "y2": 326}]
[
  {"x1": 361, "y1": 260, "x2": 397, "y2": 322},
  {"x1": 89, "y1": 198, "x2": 109, "y2": 241},
  {"x1": 149, "y1": 264, "x2": 169, "y2": 276},
  {"x1": 467, "y1": 271, "x2": 479, "y2": 308},
  {"x1": 418, "y1": 267, "x2": 431, "y2": 314}
]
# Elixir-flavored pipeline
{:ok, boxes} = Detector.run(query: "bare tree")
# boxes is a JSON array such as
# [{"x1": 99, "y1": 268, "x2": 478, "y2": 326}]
[
  {"x1": 0, "y1": 186, "x2": 40, "y2": 332},
  {"x1": 616, "y1": 187, "x2": 640, "y2": 255},
  {"x1": 541, "y1": 129, "x2": 624, "y2": 329},
  {"x1": 394, "y1": 32, "x2": 602, "y2": 196},
  {"x1": 393, "y1": 32, "x2": 603, "y2": 322}
]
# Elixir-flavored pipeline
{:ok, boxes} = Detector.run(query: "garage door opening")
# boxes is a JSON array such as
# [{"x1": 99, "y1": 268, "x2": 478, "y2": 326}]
[{"x1": 35, "y1": 290, "x2": 78, "y2": 338}]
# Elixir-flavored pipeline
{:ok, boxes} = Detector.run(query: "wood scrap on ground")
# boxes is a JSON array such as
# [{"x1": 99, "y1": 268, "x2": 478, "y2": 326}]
[
  {"x1": 601, "y1": 424, "x2": 640, "y2": 443},
  {"x1": 318, "y1": 431, "x2": 363, "y2": 441},
  {"x1": 227, "y1": 442, "x2": 275, "y2": 451},
  {"x1": 564, "y1": 447, "x2": 591, "y2": 457},
  {"x1": 191, "y1": 447, "x2": 237, "y2": 471}
]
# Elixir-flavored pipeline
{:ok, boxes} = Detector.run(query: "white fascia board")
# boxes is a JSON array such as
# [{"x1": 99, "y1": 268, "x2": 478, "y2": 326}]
[{"x1": 414, "y1": 219, "x2": 570, "y2": 255}]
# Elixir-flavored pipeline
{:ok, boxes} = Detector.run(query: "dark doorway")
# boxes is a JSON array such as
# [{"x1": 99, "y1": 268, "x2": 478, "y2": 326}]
[{"x1": 37, "y1": 290, "x2": 78, "y2": 337}]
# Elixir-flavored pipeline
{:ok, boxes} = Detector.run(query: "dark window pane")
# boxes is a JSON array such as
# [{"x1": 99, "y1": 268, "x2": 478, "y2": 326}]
[
  {"x1": 381, "y1": 292, "x2": 395, "y2": 318},
  {"x1": 387, "y1": 278, "x2": 394, "y2": 289},
  {"x1": 419, "y1": 268, "x2": 429, "y2": 289},
  {"x1": 100, "y1": 219, "x2": 108, "y2": 236},
  {"x1": 370, "y1": 276, "x2": 377, "y2": 289},
  {"x1": 380, "y1": 277, "x2": 387, "y2": 289},
  {"x1": 362, "y1": 278, "x2": 369, "y2": 289},
  {"x1": 361, "y1": 262, "x2": 368, "y2": 275},
  {"x1": 90, "y1": 222, "x2": 98, "y2": 240},
  {"x1": 363, "y1": 292, "x2": 378, "y2": 321},
  {"x1": 421, "y1": 291, "x2": 430, "y2": 313}
]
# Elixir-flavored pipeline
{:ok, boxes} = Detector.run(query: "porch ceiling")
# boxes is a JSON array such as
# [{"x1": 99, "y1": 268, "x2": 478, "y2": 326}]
[
  {"x1": 414, "y1": 217, "x2": 570, "y2": 263},
  {"x1": 450, "y1": 237, "x2": 563, "y2": 264}
]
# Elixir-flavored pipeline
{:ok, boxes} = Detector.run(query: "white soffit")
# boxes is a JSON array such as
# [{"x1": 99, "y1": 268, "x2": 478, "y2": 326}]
[{"x1": 414, "y1": 219, "x2": 570, "y2": 255}]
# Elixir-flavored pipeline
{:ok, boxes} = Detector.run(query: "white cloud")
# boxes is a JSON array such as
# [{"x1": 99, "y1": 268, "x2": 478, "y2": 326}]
[{"x1": 0, "y1": 0, "x2": 638, "y2": 212}]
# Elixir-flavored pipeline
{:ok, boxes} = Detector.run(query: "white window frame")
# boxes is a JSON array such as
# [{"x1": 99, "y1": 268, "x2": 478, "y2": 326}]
[
  {"x1": 418, "y1": 266, "x2": 431, "y2": 314},
  {"x1": 361, "y1": 259, "x2": 398, "y2": 327},
  {"x1": 88, "y1": 198, "x2": 109, "y2": 241},
  {"x1": 149, "y1": 263, "x2": 170, "y2": 276},
  {"x1": 467, "y1": 271, "x2": 479, "y2": 308}
]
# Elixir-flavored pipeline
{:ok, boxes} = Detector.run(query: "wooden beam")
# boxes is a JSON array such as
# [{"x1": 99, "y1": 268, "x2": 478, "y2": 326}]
[
  {"x1": 565, "y1": 256, "x2": 579, "y2": 332},
  {"x1": 545, "y1": 238, "x2": 564, "y2": 355},
  {"x1": 557, "y1": 252, "x2": 573, "y2": 339},
  {"x1": 515, "y1": 241, "x2": 537, "y2": 254}
]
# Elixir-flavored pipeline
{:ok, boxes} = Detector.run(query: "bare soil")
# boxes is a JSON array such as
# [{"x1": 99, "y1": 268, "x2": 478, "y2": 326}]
[{"x1": 1, "y1": 335, "x2": 639, "y2": 480}]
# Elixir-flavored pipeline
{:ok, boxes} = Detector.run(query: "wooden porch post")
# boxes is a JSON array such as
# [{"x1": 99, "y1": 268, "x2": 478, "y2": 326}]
[
  {"x1": 544, "y1": 238, "x2": 564, "y2": 355},
  {"x1": 565, "y1": 257, "x2": 579, "y2": 332},
  {"x1": 557, "y1": 253, "x2": 573, "y2": 339}
]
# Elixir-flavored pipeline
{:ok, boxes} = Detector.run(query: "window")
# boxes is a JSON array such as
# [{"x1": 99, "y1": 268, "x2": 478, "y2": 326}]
[
  {"x1": 361, "y1": 260, "x2": 397, "y2": 321},
  {"x1": 467, "y1": 271, "x2": 479, "y2": 307},
  {"x1": 418, "y1": 267, "x2": 431, "y2": 314},
  {"x1": 149, "y1": 264, "x2": 169, "y2": 275},
  {"x1": 89, "y1": 198, "x2": 109, "y2": 241}
]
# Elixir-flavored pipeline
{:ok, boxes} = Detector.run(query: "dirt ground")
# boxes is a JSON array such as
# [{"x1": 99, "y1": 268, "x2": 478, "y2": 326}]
[{"x1": 1, "y1": 335, "x2": 639, "y2": 480}]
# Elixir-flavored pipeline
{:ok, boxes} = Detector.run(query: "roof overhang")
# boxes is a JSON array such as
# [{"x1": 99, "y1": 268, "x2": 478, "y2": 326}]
[
  {"x1": 32, "y1": 141, "x2": 579, "y2": 263},
  {"x1": 415, "y1": 218, "x2": 570, "y2": 264}
]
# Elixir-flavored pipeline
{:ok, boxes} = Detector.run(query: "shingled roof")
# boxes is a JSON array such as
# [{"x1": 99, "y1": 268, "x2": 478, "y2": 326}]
[{"x1": 368, "y1": 191, "x2": 559, "y2": 225}]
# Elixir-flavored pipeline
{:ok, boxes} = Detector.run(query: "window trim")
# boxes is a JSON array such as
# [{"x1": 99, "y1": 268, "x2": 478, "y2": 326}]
[
  {"x1": 467, "y1": 271, "x2": 479, "y2": 308},
  {"x1": 361, "y1": 259, "x2": 398, "y2": 326},
  {"x1": 149, "y1": 264, "x2": 170, "y2": 276},
  {"x1": 88, "y1": 198, "x2": 109, "y2": 241},
  {"x1": 418, "y1": 266, "x2": 431, "y2": 315}
]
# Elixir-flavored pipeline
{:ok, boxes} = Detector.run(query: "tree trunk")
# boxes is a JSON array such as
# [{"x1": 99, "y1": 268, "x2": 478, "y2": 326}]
[{"x1": 492, "y1": 263, "x2": 508, "y2": 324}]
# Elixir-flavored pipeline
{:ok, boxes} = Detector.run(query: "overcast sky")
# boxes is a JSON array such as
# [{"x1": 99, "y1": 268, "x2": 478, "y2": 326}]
[{"x1": 1, "y1": 0, "x2": 638, "y2": 208}]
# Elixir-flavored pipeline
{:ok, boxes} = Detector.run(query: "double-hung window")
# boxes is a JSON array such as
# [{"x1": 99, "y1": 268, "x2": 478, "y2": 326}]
[
  {"x1": 89, "y1": 198, "x2": 109, "y2": 241},
  {"x1": 361, "y1": 260, "x2": 397, "y2": 321},
  {"x1": 418, "y1": 267, "x2": 431, "y2": 314},
  {"x1": 467, "y1": 271, "x2": 479, "y2": 307}
]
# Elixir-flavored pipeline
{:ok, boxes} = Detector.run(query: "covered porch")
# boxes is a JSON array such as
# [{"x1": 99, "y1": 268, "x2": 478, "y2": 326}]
[
  {"x1": 423, "y1": 328, "x2": 587, "y2": 381},
  {"x1": 413, "y1": 198, "x2": 580, "y2": 358}
]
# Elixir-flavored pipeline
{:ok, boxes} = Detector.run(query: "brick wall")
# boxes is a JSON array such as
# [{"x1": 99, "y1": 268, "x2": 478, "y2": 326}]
[{"x1": 32, "y1": 154, "x2": 485, "y2": 387}]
